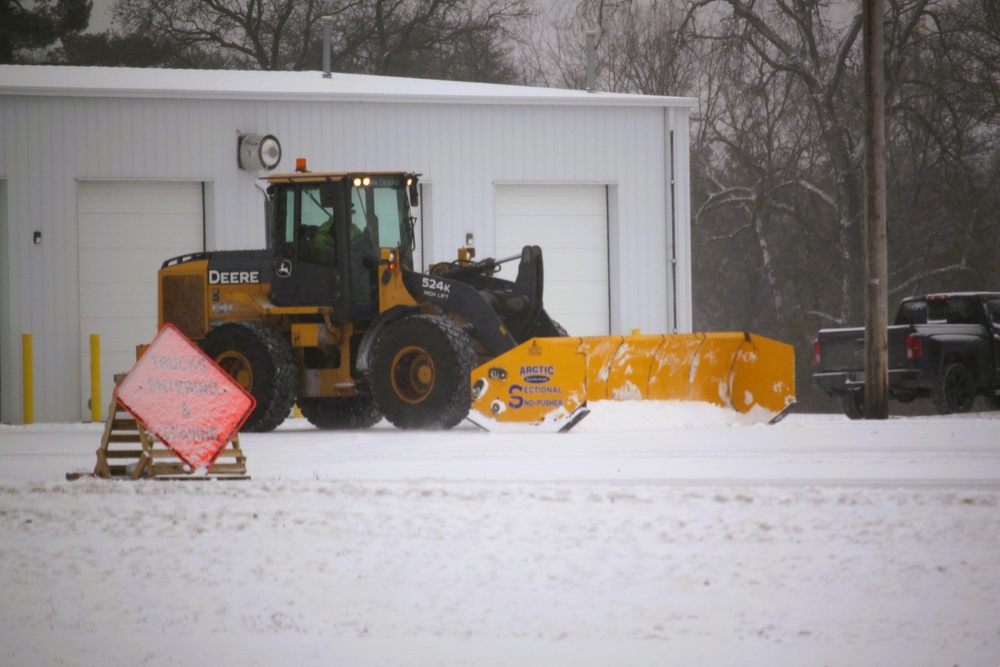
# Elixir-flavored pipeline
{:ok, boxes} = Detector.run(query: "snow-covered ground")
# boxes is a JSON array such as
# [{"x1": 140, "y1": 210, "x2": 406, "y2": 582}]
[{"x1": 2, "y1": 402, "x2": 999, "y2": 667}]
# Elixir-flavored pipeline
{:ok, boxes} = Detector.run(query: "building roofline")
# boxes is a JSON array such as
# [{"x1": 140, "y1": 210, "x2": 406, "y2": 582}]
[{"x1": 0, "y1": 65, "x2": 696, "y2": 109}]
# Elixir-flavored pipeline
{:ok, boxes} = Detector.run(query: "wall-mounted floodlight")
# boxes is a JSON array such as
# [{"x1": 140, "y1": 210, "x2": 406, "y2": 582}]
[{"x1": 238, "y1": 133, "x2": 282, "y2": 171}]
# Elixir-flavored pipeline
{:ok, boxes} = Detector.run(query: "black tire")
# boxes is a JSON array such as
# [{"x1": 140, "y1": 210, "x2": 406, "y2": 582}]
[
  {"x1": 200, "y1": 321, "x2": 297, "y2": 432},
  {"x1": 297, "y1": 393, "x2": 383, "y2": 430},
  {"x1": 517, "y1": 312, "x2": 568, "y2": 342},
  {"x1": 840, "y1": 390, "x2": 864, "y2": 420},
  {"x1": 369, "y1": 314, "x2": 477, "y2": 430},
  {"x1": 932, "y1": 363, "x2": 976, "y2": 415}
]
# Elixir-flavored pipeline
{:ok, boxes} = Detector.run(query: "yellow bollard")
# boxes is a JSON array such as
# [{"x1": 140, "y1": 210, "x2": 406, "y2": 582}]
[
  {"x1": 22, "y1": 333, "x2": 33, "y2": 425},
  {"x1": 90, "y1": 334, "x2": 101, "y2": 422}
]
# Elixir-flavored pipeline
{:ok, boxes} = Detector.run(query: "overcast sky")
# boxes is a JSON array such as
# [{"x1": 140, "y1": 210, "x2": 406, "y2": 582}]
[{"x1": 86, "y1": 0, "x2": 115, "y2": 34}]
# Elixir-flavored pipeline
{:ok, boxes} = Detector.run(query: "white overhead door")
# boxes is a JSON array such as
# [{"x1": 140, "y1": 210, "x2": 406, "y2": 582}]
[
  {"x1": 78, "y1": 181, "x2": 204, "y2": 421},
  {"x1": 495, "y1": 185, "x2": 609, "y2": 336}
]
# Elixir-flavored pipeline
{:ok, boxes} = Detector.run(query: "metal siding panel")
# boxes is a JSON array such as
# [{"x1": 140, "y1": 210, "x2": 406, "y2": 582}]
[
  {"x1": 0, "y1": 179, "x2": 11, "y2": 423},
  {"x1": 0, "y1": 102, "x2": 21, "y2": 422},
  {"x1": 612, "y1": 106, "x2": 669, "y2": 335},
  {"x1": 31, "y1": 100, "x2": 51, "y2": 420},
  {"x1": 668, "y1": 107, "x2": 693, "y2": 332}
]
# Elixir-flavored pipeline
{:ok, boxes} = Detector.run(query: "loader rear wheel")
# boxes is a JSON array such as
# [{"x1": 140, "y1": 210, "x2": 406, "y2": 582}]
[
  {"x1": 297, "y1": 393, "x2": 383, "y2": 430},
  {"x1": 932, "y1": 363, "x2": 976, "y2": 415},
  {"x1": 200, "y1": 321, "x2": 297, "y2": 432},
  {"x1": 369, "y1": 315, "x2": 477, "y2": 430}
]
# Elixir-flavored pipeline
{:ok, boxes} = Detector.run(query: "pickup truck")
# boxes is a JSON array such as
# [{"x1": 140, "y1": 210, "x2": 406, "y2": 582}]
[{"x1": 813, "y1": 292, "x2": 1000, "y2": 418}]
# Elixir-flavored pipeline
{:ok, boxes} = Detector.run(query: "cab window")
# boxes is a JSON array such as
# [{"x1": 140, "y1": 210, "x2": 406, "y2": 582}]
[{"x1": 291, "y1": 185, "x2": 334, "y2": 264}]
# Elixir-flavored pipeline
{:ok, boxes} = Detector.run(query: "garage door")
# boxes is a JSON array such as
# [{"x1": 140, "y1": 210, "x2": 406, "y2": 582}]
[
  {"x1": 495, "y1": 185, "x2": 609, "y2": 336},
  {"x1": 78, "y1": 181, "x2": 204, "y2": 421}
]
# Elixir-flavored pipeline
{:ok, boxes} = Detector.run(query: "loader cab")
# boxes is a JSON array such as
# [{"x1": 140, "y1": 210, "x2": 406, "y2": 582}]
[{"x1": 265, "y1": 169, "x2": 417, "y2": 319}]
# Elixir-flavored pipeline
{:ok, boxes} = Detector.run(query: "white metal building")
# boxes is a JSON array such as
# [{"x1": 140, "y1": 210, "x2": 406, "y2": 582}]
[{"x1": 0, "y1": 64, "x2": 694, "y2": 424}]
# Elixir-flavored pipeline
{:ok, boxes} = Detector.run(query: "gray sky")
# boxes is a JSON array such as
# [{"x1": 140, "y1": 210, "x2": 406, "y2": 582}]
[{"x1": 86, "y1": 0, "x2": 115, "y2": 34}]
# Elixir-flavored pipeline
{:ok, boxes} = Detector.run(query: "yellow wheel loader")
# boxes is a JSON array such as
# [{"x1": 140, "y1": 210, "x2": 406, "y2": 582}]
[{"x1": 158, "y1": 164, "x2": 795, "y2": 432}]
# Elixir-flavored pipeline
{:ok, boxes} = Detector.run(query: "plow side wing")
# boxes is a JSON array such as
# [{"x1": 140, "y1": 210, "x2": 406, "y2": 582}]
[{"x1": 469, "y1": 332, "x2": 795, "y2": 429}]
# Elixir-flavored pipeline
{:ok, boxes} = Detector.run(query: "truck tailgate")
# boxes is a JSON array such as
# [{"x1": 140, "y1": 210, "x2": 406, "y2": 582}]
[{"x1": 817, "y1": 325, "x2": 913, "y2": 372}]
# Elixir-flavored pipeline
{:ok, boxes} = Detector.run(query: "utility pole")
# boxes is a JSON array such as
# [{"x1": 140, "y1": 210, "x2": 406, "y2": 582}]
[{"x1": 863, "y1": 0, "x2": 889, "y2": 419}]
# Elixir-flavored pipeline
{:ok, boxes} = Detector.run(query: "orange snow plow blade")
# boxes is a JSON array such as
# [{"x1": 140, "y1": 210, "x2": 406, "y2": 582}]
[{"x1": 468, "y1": 332, "x2": 795, "y2": 430}]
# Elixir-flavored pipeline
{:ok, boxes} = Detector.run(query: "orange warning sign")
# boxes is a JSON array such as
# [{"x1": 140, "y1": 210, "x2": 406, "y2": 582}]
[{"x1": 115, "y1": 324, "x2": 255, "y2": 471}]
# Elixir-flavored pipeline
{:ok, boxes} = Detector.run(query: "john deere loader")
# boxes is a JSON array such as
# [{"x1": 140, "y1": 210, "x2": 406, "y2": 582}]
[{"x1": 157, "y1": 163, "x2": 795, "y2": 432}]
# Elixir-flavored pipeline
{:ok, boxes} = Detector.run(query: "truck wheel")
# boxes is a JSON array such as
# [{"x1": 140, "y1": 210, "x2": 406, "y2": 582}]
[
  {"x1": 369, "y1": 314, "x2": 478, "y2": 430},
  {"x1": 840, "y1": 390, "x2": 864, "y2": 420},
  {"x1": 297, "y1": 394, "x2": 383, "y2": 430},
  {"x1": 932, "y1": 363, "x2": 976, "y2": 414},
  {"x1": 200, "y1": 321, "x2": 297, "y2": 432}
]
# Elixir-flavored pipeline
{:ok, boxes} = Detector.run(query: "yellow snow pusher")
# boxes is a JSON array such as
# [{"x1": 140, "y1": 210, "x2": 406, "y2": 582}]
[
  {"x1": 467, "y1": 331, "x2": 796, "y2": 430},
  {"x1": 157, "y1": 166, "x2": 795, "y2": 433}
]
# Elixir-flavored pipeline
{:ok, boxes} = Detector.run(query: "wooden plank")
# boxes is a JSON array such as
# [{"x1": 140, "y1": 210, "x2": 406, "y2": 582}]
[
  {"x1": 102, "y1": 450, "x2": 145, "y2": 459},
  {"x1": 107, "y1": 434, "x2": 144, "y2": 443},
  {"x1": 204, "y1": 464, "x2": 248, "y2": 473},
  {"x1": 150, "y1": 463, "x2": 187, "y2": 475},
  {"x1": 152, "y1": 475, "x2": 251, "y2": 481}
]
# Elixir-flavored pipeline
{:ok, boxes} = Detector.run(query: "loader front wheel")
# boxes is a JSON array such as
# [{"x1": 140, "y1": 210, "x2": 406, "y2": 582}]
[
  {"x1": 200, "y1": 321, "x2": 297, "y2": 432},
  {"x1": 297, "y1": 393, "x2": 383, "y2": 430},
  {"x1": 369, "y1": 315, "x2": 477, "y2": 430}
]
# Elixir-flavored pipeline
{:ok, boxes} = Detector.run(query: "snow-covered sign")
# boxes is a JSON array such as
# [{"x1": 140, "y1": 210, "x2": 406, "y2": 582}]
[{"x1": 114, "y1": 324, "x2": 255, "y2": 471}]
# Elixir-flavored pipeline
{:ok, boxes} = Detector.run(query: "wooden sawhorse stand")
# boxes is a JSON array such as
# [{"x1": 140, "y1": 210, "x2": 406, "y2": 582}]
[{"x1": 92, "y1": 374, "x2": 249, "y2": 480}]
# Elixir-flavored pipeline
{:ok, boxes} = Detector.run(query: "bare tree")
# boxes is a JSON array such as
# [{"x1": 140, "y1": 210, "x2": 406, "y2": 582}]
[
  {"x1": 690, "y1": 0, "x2": 875, "y2": 330},
  {"x1": 1, "y1": 0, "x2": 92, "y2": 63},
  {"x1": 522, "y1": 0, "x2": 697, "y2": 94},
  {"x1": 532, "y1": 0, "x2": 1000, "y2": 410},
  {"x1": 884, "y1": 0, "x2": 1000, "y2": 296},
  {"x1": 109, "y1": 0, "x2": 530, "y2": 78},
  {"x1": 329, "y1": 0, "x2": 530, "y2": 80},
  {"x1": 109, "y1": 0, "x2": 342, "y2": 70}
]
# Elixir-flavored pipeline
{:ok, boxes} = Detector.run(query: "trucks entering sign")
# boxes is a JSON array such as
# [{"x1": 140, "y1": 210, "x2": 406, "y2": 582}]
[{"x1": 114, "y1": 324, "x2": 256, "y2": 470}]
